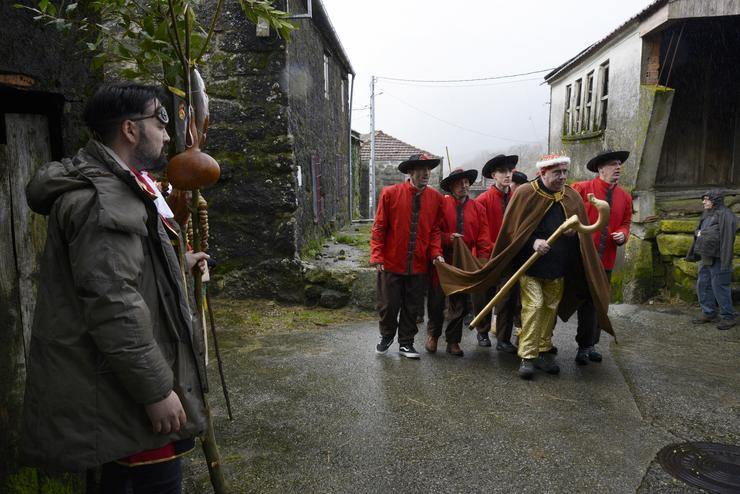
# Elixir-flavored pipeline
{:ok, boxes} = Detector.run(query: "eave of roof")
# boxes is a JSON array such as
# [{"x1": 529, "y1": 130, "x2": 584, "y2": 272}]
[
  {"x1": 544, "y1": 0, "x2": 667, "y2": 83},
  {"x1": 312, "y1": 0, "x2": 355, "y2": 75}
]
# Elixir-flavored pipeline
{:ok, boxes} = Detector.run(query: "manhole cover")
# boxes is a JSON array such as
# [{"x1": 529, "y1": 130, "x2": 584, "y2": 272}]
[{"x1": 657, "y1": 442, "x2": 740, "y2": 494}]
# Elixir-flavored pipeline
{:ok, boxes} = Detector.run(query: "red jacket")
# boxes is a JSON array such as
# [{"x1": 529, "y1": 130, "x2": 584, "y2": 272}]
[
  {"x1": 475, "y1": 185, "x2": 510, "y2": 248},
  {"x1": 440, "y1": 195, "x2": 492, "y2": 260},
  {"x1": 370, "y1": 181, "x2": 443, "y2": 274},
  {"x1": 571, "y1": 178, "x2": 632, "y2": 270}
]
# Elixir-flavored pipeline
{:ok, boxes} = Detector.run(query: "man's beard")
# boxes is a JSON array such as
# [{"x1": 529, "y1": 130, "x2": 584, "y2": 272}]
[{"x1": 133, "y1": 138, "x2": 168, "y2": 172}]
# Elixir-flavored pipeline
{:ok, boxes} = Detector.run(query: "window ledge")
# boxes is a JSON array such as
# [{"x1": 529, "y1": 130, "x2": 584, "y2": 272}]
[{"x1": 561, "y1": 129, "x2": 604, "y2": 142}]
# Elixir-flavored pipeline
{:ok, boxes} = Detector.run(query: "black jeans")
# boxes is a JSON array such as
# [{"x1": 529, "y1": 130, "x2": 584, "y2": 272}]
[
  {"x1": 100, "y1": 458, "x2": 182, "y2": 494},
  {"x1": 575, "y1": 270, "x2": 611, "y2": 348}
]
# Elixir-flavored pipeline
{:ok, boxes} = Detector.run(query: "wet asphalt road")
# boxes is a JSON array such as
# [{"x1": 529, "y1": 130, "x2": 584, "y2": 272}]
[{"x1": 184, "y1": 303, "x2": 740, "y2": 493}]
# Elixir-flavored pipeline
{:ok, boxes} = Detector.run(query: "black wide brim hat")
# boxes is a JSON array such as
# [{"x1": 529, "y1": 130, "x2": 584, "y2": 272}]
[
  {"x1": 512, "y1": 170, "x2": 529, "y2": 184},
  {"x1": 440, "y1": 168, "x2": 478, "y2": 192},
  {"x1": 398, "y1": 153, "x2": 441, "y2": 174},
  {"x1": 586, "y1": 150, "x2": 630, "y2": 173},
  {"x1": 482, "y1": 154, "x2": 518, "y2": 178}
]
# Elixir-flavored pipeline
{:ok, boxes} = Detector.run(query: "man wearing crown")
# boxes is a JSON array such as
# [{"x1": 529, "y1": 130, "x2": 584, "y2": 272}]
[{"x1": 435, "y1": 155, "x2": 614, "y2": 380}]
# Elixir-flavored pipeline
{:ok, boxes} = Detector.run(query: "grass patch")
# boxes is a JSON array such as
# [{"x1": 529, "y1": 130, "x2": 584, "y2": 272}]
[{"x1": 210, "y1": 297, "x2": 374, "y2": 339}]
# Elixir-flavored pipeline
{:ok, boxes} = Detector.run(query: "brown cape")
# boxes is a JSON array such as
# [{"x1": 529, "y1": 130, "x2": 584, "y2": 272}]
[{"x1": 436, "y1": 181, "x2": 615, "y2": 338}]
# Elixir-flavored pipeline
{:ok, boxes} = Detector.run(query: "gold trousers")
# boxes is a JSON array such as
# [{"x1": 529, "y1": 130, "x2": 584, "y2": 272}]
[{"x1": 518, "y1": 274, "x2": 564, "y2": 360}]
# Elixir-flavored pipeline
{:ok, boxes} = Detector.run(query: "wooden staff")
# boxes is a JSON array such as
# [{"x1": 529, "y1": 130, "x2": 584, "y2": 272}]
[{"x1": 469, "y1": 193, "x2": 610, "y2": 329}]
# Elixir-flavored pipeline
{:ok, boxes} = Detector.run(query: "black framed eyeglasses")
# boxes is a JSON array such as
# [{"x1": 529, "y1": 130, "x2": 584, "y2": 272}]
[{"x1": 128, "y1": 104, "x2": 169, "y2": 125}]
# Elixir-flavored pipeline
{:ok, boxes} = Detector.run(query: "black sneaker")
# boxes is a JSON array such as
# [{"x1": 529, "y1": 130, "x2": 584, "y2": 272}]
[
  {"x1": 544, "y1": 345, "x2": 558, "y2": 355},
  {"x1": 477, "y1": 332, "x2": 492, "y2": 347},
  {"x1": 534, "y1": 356, "x2": 560, "y2": 375},
  {"x1": 588, "y1": 348, "x2": 603, "y2": 362},
  {"x1": 399, "y1": 344, "x2": 420, "y2": 359},
  {"x1": 375, "y1": 336, "x2": 394, "y2": 354},
  {"x1": 717, "y1": 319, "x2": 736, "y2": 330},
  {"x1": 575, "y1": 347, "x2": 590, "y2": 365},
  {"x1": 496, "y1": 341, "x2": 517, "y2": 353},
  {"x1": 518, "y1": 359, "x2": 535, "y2": 380}
]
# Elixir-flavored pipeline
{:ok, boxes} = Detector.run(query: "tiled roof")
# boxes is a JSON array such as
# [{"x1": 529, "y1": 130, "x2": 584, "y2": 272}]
[{"x1": 359, "y1": 131, "x2": 441, "y2": 162}]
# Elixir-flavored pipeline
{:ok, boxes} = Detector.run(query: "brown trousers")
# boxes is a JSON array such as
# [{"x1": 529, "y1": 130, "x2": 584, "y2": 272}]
[
  {"x1": 377, "y1": 271, "x2": 426, "y2": 346},
  {"x1": 426, "y1": 282, "x2": 468, "y2": 344}
]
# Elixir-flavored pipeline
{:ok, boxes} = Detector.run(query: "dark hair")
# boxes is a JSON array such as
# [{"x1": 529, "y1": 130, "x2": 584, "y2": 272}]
[{"x1": 83, "y1": 83, "x2": 162, "y2": 144}]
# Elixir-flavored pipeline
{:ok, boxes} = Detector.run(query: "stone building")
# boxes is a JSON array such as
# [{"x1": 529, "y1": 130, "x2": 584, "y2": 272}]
[
  {"x1": 0, "y1": 2, "x2": 96, "y2": 489},
  {"x1": 358, "y1": 130, "x2": 443, "y2": 217},
  {"x1": 199, "y1": 0, "x2": 355, "y2": 299},
  {"x1": 544, "y1": 0, "x2": 740, "y2": 303}
]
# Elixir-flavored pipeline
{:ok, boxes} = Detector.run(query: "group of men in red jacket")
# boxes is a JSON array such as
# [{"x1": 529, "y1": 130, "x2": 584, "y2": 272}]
[{"x1": 370, "y1": 149, "x2": 632, "y2": 363}]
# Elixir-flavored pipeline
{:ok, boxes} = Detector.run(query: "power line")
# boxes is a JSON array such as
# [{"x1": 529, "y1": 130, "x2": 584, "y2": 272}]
[
  {"x1": 376, "y1": 67, "x2": 554, "y2": 84},
  {"x1": 379, "y1": 89, "x2": 542, "y2": 145},
  {"x1": 378, "y1": 76, "x2": 544, "y2": 89}
]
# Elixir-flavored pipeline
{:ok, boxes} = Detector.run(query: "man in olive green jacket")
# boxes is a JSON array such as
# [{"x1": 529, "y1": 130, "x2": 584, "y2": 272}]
[{"x1": 23, "y1": 84, "x2": 208, "y2": 490}]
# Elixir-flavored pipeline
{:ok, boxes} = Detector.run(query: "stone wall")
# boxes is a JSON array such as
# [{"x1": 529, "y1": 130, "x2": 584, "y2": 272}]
[
  {"x1": 198, "y1": 0, "x2": 352, "y2": 300},
  {"x1": 197, "y1": 0, "x2": 295, "y2": 300},
  {"x1": 624, "y1": 194, "x2": 740, "y2": 304},
  {"x1": 285, "y1": 0, "x2": 351, "y2": 252}
]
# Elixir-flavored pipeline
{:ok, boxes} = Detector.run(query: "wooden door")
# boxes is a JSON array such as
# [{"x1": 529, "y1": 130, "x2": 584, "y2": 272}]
[{"x1": 0, "y1": 113, "x2": 50, "y2": 464}]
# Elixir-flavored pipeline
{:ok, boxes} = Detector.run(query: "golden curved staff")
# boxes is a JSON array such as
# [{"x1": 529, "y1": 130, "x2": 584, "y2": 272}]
[{"x1": 469, "y1": 193, "x2": 610, "y2": 329}]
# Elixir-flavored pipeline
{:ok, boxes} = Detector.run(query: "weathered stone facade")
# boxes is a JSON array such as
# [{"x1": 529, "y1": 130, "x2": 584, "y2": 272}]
[
  {"x1": 0, "y1": 2, "x2": 96, "y2": 490},
  {"x1": 545, "y1": 0, "x2": 740, "y2": 303},
  {"x1": 198, "y1": 0, "x2": 353, "y2": 300}
]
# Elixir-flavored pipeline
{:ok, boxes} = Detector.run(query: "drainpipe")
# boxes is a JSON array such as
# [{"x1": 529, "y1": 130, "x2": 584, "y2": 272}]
[{"x1": 348, "y1": 73, "x2": 355, "y2": 222}]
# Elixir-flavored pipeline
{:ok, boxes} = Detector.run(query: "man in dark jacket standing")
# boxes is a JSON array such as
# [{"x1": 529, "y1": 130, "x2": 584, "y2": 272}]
[
  {"x1": 687, "y1": 189, "x2": 738, "y2": 330},
  {"x1": 23, "y1": 83, "x2": 208, "y2": 491},
  {"x1": 371, "y1": 154, "x2": 444, "y2": 359}
]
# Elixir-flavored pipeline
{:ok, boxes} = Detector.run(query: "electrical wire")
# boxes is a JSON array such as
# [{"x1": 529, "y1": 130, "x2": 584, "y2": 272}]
[
  {"x1": 379, "y1": 89, "x2": 542, "y2": 144},
  {"x1": 377, "y1": 76, "x2": 544, "y2": 89},
  {"x1": 376, "y1": 68, "x2": 555, "y2": 84}
]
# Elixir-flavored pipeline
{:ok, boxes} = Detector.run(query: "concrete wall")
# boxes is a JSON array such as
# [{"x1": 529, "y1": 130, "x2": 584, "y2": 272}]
[{"x1": 548, "y1": 29, "x2": 643, "y2": 186}]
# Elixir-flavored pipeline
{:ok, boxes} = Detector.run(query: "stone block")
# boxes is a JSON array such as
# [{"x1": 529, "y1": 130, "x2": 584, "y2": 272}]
[
  {"x1": 659, "y1": 219, "x2": 698, "y2": 233},
  {"x1": 673, "y1": 258, "x2": 698, "y2": 278},
  {"x1": 350, "y1": 268, "x2": 377, "y2": 310},
  {"x1": 656, "y1": 233, "x2": 693, "y2": 256},
  {"x1": 631, "y1": 221, "x2": 660, "y2": 240},
  {"x1": 656, "y1": 197, "x2": 703, "y2": 215},
  {"x1": 622, "y1": 236, "x2": 654, "y2": 303},
  {"x1": 319, "y1": 289, "x2": 349, "y2": 309}
]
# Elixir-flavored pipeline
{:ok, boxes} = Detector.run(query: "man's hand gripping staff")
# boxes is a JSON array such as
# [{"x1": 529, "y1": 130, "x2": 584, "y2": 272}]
[{"x1": 468, "y1": 193, "x2": 611, "y2": 329}]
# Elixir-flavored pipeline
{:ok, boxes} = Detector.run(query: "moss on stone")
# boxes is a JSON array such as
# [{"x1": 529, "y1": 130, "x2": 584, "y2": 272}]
[
  {"x1": 207, "y1": 78, "x2": 241, "y2": 100},
  {"x1": 622, "y1": 235, "x2": 654, "y2": 303},
  {"x1": 656, "y1": 197, "x2": 704, "y2": 215},
  {"x1": 610, "y1": 269, "x2": 624, "y2": 303},
  {"x1": 656, "y1": 233, "x2": 694, "y2": 256},
  {"x1": 673, "y1": 258, "x2": 699, "y2": 278},
  {"x1": 2, "y1": 468, "x2": 83, "y2": 494},
  {"x1": 659, "y1": 219, "x2": 698, "y2": 233}
]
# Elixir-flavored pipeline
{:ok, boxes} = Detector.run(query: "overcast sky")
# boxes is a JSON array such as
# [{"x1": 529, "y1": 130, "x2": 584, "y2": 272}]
[{"x1": 321, "y1": 0, "x2": 656, "y2": 167}]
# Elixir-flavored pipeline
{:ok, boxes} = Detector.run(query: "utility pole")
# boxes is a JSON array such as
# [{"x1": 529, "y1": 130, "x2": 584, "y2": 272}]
[{"x1": 369, "y1": 75, "x2": 376, "y2": 219}]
